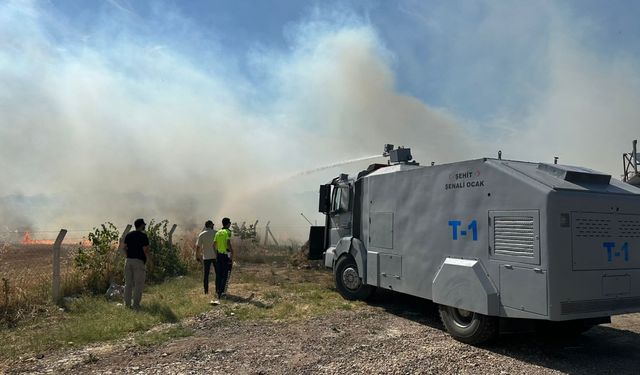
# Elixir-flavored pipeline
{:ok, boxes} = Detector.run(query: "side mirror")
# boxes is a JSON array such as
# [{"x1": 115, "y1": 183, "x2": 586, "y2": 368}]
[{"x1": 318, "y1": 184, "x2": 331, "y2": 213}]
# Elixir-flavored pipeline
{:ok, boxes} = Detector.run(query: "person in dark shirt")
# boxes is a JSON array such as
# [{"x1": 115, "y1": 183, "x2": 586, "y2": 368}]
[{"x1": 123, "y1": 218, "x2": 150, "y2": 309}]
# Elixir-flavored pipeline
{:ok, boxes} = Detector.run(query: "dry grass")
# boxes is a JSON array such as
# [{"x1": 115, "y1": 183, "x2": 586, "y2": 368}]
[
  {"x1": 1, "y1": 234, "x2": 313, "y2": 327},
  {"x1": 224, "y1": 262, "x2": 354, "y2": 322},
  {"x1": 0, "y1": 274, "x2": 212, "y2": 361},
  {"x1": 177, "y1": 229, "x2": 305, "y2": 266},
  {"x1": 175, "y1": 229, "x2": 201, "y2": 272},
  {"x1": 0, "y1": 231, "x2": 363, "y2": 365},
  {"x1": 0, "y1": 253, "x2": 351, "y2": 362},
  {"x1": 1, "y1": 229, "x2": 200, "y2": 327},
  {"x1": 233, "y1": 239, "x2": 305, "y2": 265},
  {"x1": 0, "y1": 244, "x2": 84, "y2": 327}
]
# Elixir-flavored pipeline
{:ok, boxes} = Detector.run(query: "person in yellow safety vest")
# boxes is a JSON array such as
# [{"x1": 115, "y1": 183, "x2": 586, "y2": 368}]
[{"x1": 213, "y1": 217, "x2": 233, "y2": 300}]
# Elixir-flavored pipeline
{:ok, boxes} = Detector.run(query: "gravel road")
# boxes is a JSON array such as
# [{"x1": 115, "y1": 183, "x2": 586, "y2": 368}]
[{"x1": 7, "y1": 291, "x2": 640, "y2": 375}]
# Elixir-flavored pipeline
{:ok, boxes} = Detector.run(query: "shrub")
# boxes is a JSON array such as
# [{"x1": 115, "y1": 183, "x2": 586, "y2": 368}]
[
  {"x1": 73, "y1": 220, "x2": 188, "y2": 290},
  {"x1": 74, "y1": 223, "x2": 122, "y2": 294},
  {"x1": 231, "y1": 221, "x2": 258, "y2": 242},
  {"x1": 146, "y1": 220, "x2": 187, "y2": 283}
]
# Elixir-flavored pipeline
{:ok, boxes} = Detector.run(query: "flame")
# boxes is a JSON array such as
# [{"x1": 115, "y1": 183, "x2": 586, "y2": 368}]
[
  {"x1": 20, "y1": 231, "x2": 93, "y2": 247},
  {"x1": 22, "y1": 231, "x2": 55, "y2": 245}
]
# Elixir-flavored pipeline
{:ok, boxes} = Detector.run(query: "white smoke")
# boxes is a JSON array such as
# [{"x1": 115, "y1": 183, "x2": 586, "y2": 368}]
[
  {"x1": 0, "y1": 2, "x2": 468, "y2": 237},
  {"x1": 1, "y1": 1, "x2": 638, "y2": 239}
]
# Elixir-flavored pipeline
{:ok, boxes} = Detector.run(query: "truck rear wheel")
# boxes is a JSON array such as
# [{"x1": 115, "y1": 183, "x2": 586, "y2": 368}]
[
  {"x1": 439, "y1": 305, "x2": 498, "y2": 345},
  {"x1": 334, "y1": 256, "x2": 375, "y2": 301}
]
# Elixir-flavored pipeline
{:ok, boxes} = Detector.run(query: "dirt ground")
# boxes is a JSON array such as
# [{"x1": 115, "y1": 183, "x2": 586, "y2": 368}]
[{"x1": 4, "y1": 264, "x2": 640, "y2": 375}]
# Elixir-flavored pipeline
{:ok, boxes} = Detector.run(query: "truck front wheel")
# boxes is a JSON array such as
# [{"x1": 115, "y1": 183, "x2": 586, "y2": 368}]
[
  {"x1": 334, "y1": 256, "x2": 375, "y2": 301},
  {"x1": 439, "y1": 305, "x2": 498, "y2": 345}
]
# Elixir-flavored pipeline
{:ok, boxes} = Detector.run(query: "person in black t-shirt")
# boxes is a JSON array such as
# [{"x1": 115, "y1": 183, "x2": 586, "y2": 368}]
[{"x1": 123, "y1": 218, "x2": 150, "y2": 309}]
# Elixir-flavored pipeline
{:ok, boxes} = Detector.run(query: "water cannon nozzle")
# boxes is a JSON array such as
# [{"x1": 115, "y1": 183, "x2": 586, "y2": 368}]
[{"x1": 383, "y1": 144, "x2": 394, "y2": 156}]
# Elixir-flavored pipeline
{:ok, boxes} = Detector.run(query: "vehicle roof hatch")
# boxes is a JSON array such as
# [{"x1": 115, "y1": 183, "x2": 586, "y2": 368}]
[{"x1": 537, "y1": 163, "x2": 611, "y2": 185}]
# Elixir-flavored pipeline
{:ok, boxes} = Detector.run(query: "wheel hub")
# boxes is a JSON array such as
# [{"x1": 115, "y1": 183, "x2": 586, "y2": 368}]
[
  {"x1": 342, "y1": 267, "x2": 361, "y2": 290},
  {"x1": 451, "y1": 307, "x2": 474, "y2": 327}
]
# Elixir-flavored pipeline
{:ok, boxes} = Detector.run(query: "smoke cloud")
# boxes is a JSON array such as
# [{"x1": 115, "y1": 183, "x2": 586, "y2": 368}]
[
  {"x1": 1, "y1": 1, "x2": 638, "y2": 239},
  {"x1": 460, "y1": 3, "x2": 640, "y2": 173}
]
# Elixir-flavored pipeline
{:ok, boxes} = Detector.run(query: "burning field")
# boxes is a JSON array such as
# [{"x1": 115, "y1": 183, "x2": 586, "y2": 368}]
[
  {"x1": 20, "y1": 231, "x2": 55, "y2": 246},
  {"x1": 1, "y1": 230, "x2": 91, "y2": 279}
]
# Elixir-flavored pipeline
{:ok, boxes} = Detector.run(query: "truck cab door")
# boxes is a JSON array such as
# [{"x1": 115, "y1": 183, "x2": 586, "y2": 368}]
[{"x1": 328, "y1": 183, "x2": 353, "y2": 246}]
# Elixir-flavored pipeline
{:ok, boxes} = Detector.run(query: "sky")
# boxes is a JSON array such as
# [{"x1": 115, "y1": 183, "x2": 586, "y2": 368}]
[{"x1": 1, "y1": 0, "x2": 640, "y2": 239}]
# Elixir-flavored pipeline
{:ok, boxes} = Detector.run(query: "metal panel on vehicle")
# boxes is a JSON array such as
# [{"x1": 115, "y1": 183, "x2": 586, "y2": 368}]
[
  {"x1": 366, "y1": 251, "x2": 379, "y2": 286},
  {"x1": 379, "y1": 253, "x2": 402, "y2": 290},
  {"x1": 499, "y1": 265, "x2": 548, "y2": 316},
  {"x1": 602, "y1": 275, "x2": 630, "y2": 296},
  {"x1": 489, "y1": 210, "x2": 540, "y2": 265},
  {"x1": 571, "y1": 212, "x2": 640, "y2": 270},
  {"x1": 370, "y1": 212, "x2": 393, "y2": 249}
]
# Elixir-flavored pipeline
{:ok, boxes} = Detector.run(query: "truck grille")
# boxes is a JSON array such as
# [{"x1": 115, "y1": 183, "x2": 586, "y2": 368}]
[{"x1": 494, "y1": 216, "x2": 535, "y2": 258}]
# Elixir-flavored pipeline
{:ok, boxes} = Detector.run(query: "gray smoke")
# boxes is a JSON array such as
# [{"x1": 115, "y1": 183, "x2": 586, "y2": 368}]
[
  {"x1": 0, "y1": 2, "x2": 471, "y2": 238},
  {"x1": 1, "y1": 2, "x2": 638, "y2": 240}
]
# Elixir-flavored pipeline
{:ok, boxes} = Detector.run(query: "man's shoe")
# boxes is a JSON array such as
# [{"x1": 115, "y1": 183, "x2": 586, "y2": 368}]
[{"x1": 210, "y1": 300, "x2": 220, "y2": 306}]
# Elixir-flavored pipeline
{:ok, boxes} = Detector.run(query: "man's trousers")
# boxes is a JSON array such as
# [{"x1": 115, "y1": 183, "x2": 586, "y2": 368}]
[{"x1": 215, "y1": 253, "x2": 230, "y2": 297}]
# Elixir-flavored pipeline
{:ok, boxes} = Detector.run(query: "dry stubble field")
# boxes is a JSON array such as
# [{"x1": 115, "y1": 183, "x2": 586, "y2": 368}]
[{"x1": 1, "y1": 243, "x2": 75, "y2": 277}]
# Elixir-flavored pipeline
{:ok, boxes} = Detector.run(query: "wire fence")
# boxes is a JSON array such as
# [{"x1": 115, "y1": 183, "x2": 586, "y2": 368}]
[
  {"x1": 0, "y1": 228, "x2": 128, "y2": 244},
  {"x1": 0, "y1": 223, "x2": 315, "y2": 244}
]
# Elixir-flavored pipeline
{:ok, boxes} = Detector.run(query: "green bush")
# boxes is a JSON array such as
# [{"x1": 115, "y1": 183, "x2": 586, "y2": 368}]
[
  {"x1": 146, "y1": 219, "x2": 187, "y2": 283},
  {"x1": 74, "y1": 220, "x2": 188, "y2": 292},
  {"x1": 74, "y1": 223, "x2": 122, "y2": 294},
  {"x1": 231, "y1": 221, "x2": 258, "y2": 242}
]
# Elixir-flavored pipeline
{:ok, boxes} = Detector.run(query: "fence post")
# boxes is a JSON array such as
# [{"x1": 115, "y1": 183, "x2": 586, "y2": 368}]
[
  {"x1": 168, "y1": 224, "x2": 177, "y2": 247},
  {"x1": 267, "y1": 224, "x2": 279, "y2": 246},
  {"x1": 253, "y1": 220, "x2": 259, "y2": 241},
  {"x1": 52, "y1": 229, "x2": 67, "y2": 304},
  {"x1": 264, "y1": 221, "x2": 270, "y2": 245}
]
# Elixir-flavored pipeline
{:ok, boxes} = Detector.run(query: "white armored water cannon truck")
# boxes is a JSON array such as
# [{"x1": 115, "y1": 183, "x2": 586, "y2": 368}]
[{"x1": 308, "y1": 145, "x2": 640, "y2": 344}]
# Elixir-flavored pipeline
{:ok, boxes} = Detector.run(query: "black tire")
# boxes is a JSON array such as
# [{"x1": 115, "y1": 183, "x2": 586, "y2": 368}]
[
  {"x1": 439, "y1": 305, "x2": 498, "y2": 345},
  {"x1": 334, "y1": 255, "x2": 375, "y2": 301}
]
